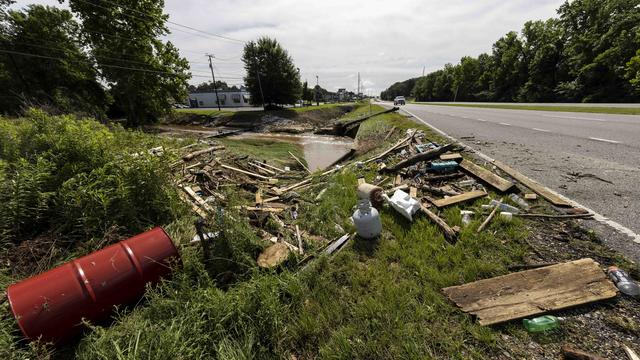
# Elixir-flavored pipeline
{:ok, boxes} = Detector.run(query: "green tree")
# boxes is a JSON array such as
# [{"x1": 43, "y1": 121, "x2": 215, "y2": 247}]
[
  {"x1": 242, "y1": 37, "x2": 301, "y2": 107},
  {"x1": 188, "y1": 81, "x2": 232, "y2": 93},
  {"x1": 0, "y1": 5, "x2": 109, "y2": 116},
  {"x1": 491, "y1": 31, "x2": 526, "y2": 101},
  {"x1": 626, "y1": 49, "x2": 640, "y2": 93},
  {"x1": 67, "y1": 0, "x2": 190, "y2": 126},
  {"x1": 519, "y1": 19, "x2": 565, "y2": 102},
  {"x1": 381, "y1": 78, "x2": 416, "y2": 100},
  {"x1": 558, "y1": 0, "x2": 640, "y2": 101}
]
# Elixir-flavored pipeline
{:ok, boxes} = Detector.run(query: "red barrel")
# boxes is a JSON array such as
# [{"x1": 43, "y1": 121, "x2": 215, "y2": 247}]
[{"x1": 6, "y1": 227, "x2": 180, "y2": 344}]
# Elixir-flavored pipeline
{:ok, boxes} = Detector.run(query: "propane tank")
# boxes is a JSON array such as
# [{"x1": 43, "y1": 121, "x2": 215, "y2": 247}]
[{"x1": 352, "y1": 199, "x2": 382, "y2": 239}]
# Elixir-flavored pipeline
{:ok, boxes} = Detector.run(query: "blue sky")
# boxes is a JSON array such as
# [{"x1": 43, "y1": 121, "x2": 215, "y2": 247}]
[{"x1": 12, "y1": 0, "x2": 564, "y2": 94}]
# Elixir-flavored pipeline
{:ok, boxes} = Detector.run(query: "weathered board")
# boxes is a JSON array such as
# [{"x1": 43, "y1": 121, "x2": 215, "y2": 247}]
[
  {"x1": 432, "y1": 190, "x2": 487, "y2": 208},
  {"x1": 460, "y1": 160, "x2": 514, "y2": 192},
  {"x1": 442, "y1": 258, "x2": 617, "y2": 326},
  {"x1": 492, "y1": 160, "x2": 572, "y2": 207},
  {"x1": 440, "y1": 153, "x2": 463, "y2": 161}
]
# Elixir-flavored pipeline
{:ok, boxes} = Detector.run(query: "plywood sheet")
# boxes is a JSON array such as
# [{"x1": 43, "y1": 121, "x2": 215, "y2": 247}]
[
  {"x1": 442, "y1": 258, "x2": 617, "y2": 325},
  {"x1": 460, "y1": 160, "x2": 514, "y2": 192},
  {"x1": 432, "y1": 190, "x2": 487, "y2": 208}
]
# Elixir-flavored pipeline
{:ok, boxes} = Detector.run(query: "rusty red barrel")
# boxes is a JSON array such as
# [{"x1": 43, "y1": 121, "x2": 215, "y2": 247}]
[{"x1": 6, "y1": 227, "x2": 180, "y2": 343}]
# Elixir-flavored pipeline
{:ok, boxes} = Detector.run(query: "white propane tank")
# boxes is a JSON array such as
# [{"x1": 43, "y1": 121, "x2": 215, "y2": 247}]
[{"x1": 352, "y1": 199, "x2": 382, "y2": 239}]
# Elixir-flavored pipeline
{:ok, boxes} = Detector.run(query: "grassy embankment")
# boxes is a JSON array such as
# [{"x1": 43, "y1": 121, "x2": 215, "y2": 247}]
[
  {"x1": 416, "y1": 102, "x2": 640, "y2": 115},
  {"x1": 1, "y1": 104, "x2": 636, "y2": 359}
]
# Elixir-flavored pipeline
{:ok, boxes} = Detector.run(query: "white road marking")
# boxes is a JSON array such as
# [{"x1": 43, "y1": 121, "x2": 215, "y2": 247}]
[
  {"x1": 499, "y1": 122, "x2": 511, "y2": 126},
  {"x1": 400, "y1": 107, "x2": 640, "y2": 245},
  {"x1": 532, "y1": 128, "x2": 550, "y2": 132},
  {"x1": 543, "y1": 115, "x2": 606, "y2": 122},
  {"x1": 589, "y1": 137, "x2": 621, "y2": 144}
]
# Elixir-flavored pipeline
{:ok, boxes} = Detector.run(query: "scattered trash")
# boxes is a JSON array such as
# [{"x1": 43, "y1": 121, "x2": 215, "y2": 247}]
[
  {"x1": 524, "y1": 193, "x2": 537, "y2": 200},
  {"x1": 607, "y1": 266, "x2": 640, "y2": 297},
  {"x1": 257, "y1": 242, "x2": 290, "y2": 268},
  {"x1": 442, "y1": 258, "x2": 617, "y2": 325},
  {"x1": 487, "y1": 199, "x2": 520, "y2": 214},
  {"x1": 459, "y1": 159, "x2": 514, "y2": 192},
  {"x1": 384, "y1": 189, "x2": 421, "y2": 221},
  {"x1": 478, "y1": 197, "x2": 502, "y2": 233},
  {"x1": 357, "y1": 183, "x2": 384, "y2": 207},
  {"x1": 460, "y1": 210, "x2": 474, "y2": 226},
  {"x1": 499, "y1": 211, "x2": 513, "y2": 221},
  {"x1": 458, "y1": 179, "x2": 476, "y2": 188},
  {"x1": 352, "y1": 199, "x2": 382, "y2": 239},
  {"x1": 508, "y1": 193, "x2": 530, "y2": 210},
  {"x1": 429, "y1": 160, "x2": 459, "y2": 173},
  {"x1": 523, "y1": 315, "x2": 560, "y2": 333}
]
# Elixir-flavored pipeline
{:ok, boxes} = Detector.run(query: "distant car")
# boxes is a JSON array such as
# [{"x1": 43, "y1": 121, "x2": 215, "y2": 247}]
[
  {"x1": 173, "y1": 104, "x2": 189, "y2": 109},
  {"x1": 393, "y1": 96, "x2": 406, "y2": 106}
]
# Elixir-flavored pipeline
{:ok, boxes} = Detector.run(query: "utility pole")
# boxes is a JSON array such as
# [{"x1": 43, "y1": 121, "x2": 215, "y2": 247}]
[
  {"x1": 315, "y1": 74, "x2": 319, "y2": 106},
  {"x1": 422, "y1": 66, "x2": 425, "y2": 77},
  {"x1": 357, "y1": 72, "x2": 360, "y2": 100},
  {"x1": 256, "y1": 68, "x2": 265, "y2": 110},
  {"x1": 206, "y1": 54, "x2": 221, "y2": 111}
]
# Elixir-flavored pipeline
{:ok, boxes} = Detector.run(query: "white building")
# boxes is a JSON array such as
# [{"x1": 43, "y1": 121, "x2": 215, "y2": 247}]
[{"x1": 188, "y1": 89, "x2": 252, "y2": 108}]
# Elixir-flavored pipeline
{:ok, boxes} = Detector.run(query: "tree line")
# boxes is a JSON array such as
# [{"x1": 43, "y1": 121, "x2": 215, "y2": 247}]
[
  {"x1": 381, "y1": 0, "x2": 640, "y2": 103},
  {"x1": 0, "y1": 1, "x2": 189, "y2": 126}
]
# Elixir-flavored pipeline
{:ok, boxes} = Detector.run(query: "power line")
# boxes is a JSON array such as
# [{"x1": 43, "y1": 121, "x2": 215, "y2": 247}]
[{"x1": 76, "y1": 0, "x2": 246, "y2": 44}]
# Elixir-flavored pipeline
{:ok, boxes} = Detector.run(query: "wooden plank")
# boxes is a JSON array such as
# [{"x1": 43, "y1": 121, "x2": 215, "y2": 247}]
[
  {"x1": 524, "y1": 193, "x2": 537, "y2": 200},
  {"x1": 183, "y1": 186, "x2": 215, "y2": 213},
  {"x1": 432, "y1": 190, "x2": 487, "y2": 208},
  {"x1": 440, "y1": 153, "x2": 463, "y2": 161},
  {"x1": 492, "y1": 160, "x2": 572, "y2": 207},
  {"x1": 442, "y1": 258, "x2": 617, "y2": 326},
  {"x1": 235, "y1": 206, "x2": 284, "y2": 213},
  {"x1": 258, "y1": 162, "x2": 286, "y2": 173},
  {"x1": 460, "y1": 159, "x2": 514, "y2": 192},
  {"x1": 409, "y1": 186, "x2": 417, "y2": 198},
  {"x1": 182, "y1": 146, "x2": 225, "y2": 161},
  {"x1": 289, "y1": 151, "x2": 311, "y2": 174},
  {"x1": 419, "y1": 205, "x2": 457, "y2": 243},
  {"x1": 248, "y1": 162, "x2": 276, "y2": 175},
  {"x1": 219, "y1": 163, "x2": 270, "y2": 180}
]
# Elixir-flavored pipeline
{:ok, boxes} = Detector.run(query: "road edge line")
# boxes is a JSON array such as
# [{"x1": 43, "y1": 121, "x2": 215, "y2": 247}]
[{"x1": 400, "y1": 107, "x2": 640, "y2": 244}]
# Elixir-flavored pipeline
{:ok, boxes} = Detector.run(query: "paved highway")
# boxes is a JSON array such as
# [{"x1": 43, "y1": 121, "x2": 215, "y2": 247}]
[{"x1": 378, "y1": 102, "x2": 640, "y2": 257}]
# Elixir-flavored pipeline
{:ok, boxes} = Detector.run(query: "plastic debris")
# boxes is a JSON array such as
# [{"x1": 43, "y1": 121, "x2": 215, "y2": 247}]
[
  {"x1": 383, "y1": 189, "x2": 421, "y2": 221},
  {"x1": 607, "y1": 266, "x2": 640, "y2": 297}
]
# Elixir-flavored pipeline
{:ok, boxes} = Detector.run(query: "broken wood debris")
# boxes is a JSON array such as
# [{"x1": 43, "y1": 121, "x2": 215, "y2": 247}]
[
  {"x1": 442, "y1": 258, "x2": 618, "y2": 326},
  {"x1": 419, "y1": 204, "x2": 457, "y2": 243},
  {"x1": 384, "y1": 143, "x2": 455, "y2": 172},
  {"x1": 561, "y1": 344, "x2": 607, "y2": 360},
  {"x1": 477, "y1": 197, "x2": 502, "y2": 233},
  {"x1": 431, "y1": 190, "x2": 487, "y2": 208},
  {"x1": 492, "y1": 160, "x2": 572, "y2": 207},
  {"x1": 289, "y1": 151, "x2": 311, "y2": 174},
  {"x1": 182, "y1": 145, "x2": 225, "y2": 161},
  {"x1": 459, "y1": 159, "x2": 514, "y2": 192}
]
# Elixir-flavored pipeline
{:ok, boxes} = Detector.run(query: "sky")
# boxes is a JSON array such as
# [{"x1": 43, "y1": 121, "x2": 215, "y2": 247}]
[{"x1": 12, "y1": 0, "x2": 565, "y2": 95}]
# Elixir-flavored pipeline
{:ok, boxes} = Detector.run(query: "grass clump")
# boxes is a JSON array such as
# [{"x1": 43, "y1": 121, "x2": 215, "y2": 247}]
[
  {"x1": 416, "y1": 102, "x2": 640, "y2": 115},
  {"x1": 0, "y1": 109, "x2": 184, "y2": 246}
]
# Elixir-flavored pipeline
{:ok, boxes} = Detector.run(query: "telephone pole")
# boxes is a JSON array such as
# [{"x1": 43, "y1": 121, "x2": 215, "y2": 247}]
[
  {"x1": 315, "y1": 74, "x2": 319, "y2": 106},
  {"x1": 206, "y1": 54, "x2": 221, "y2": 111},
  {"x1": 422, "y1": 66, "x2": 425, "y2": 77},
  {"x1": 357, "y1": 72, "x2": 360, "y2": 99}
]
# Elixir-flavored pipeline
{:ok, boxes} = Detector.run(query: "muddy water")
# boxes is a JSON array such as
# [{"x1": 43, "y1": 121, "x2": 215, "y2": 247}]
[{"x1": 230, "y1": 132, "x2": 354, "y2": 171}]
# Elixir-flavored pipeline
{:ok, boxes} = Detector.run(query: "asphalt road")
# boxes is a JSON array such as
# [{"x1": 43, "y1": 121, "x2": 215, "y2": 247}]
[{"x1": 378, "y1": 101, "x2": 640, "y2": 258}]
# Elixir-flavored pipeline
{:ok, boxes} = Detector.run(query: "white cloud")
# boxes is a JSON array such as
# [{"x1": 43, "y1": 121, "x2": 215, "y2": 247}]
[{"x1": 11, "y1": 0, "x2": 564, "y2": 94}]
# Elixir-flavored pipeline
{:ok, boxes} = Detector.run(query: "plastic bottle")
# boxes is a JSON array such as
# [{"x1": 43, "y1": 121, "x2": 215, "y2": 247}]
[
  {"x1": 429, "y1": 161, "x2": 459, "y2": 173},
  {"x1": 522, "y1": 315, "x2": 560, "y2": 333},
  {"x1": 509, "y1": 194, "x2": 530, "y2": 210},
  {"x1": 489, "y1": 199, "x2": 520, "y2": 214},
  {"x1": 460, "y1": 210, "x2": 474, "y2": 226},
  {"x1": 607, "y1": 266, "x2": 640, "y2": 297},
  {"x1": 352, "y1": 199, "x2": 382, "y2": 239},
  {"x1": 500, "y1": 212, "x2": 513, "y2": 221}
]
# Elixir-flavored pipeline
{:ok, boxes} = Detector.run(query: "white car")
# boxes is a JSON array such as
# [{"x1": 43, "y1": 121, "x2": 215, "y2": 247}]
[{"x1": 393, "y1": 96, "x2": 406, "y2": 105}]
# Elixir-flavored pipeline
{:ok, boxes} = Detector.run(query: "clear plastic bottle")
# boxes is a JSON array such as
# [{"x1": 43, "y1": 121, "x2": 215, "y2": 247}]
[
  {"x1": 607, "y1": 266, "x2": 640, "y2": 297},
  {"x1": 460, "y1": 210, "x2": 474, "y2": 226},
  {"x1": 523, "y1": 315, "x2": 560, "y2": 333},
  {"x1": 487, "y1": 200, "x2": 520, "y2": 214},
  {"x1": 352, "y1": 199, "x2": 382, "y2": 239},
  {"x1": 509, "y1": 194, "x2": 530, "y2": 210}
]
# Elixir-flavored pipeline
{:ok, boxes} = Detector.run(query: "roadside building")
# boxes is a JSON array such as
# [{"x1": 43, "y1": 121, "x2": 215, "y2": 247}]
[{"x1": 188, "y1": 88, "x2": 252, "y2": 108}]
